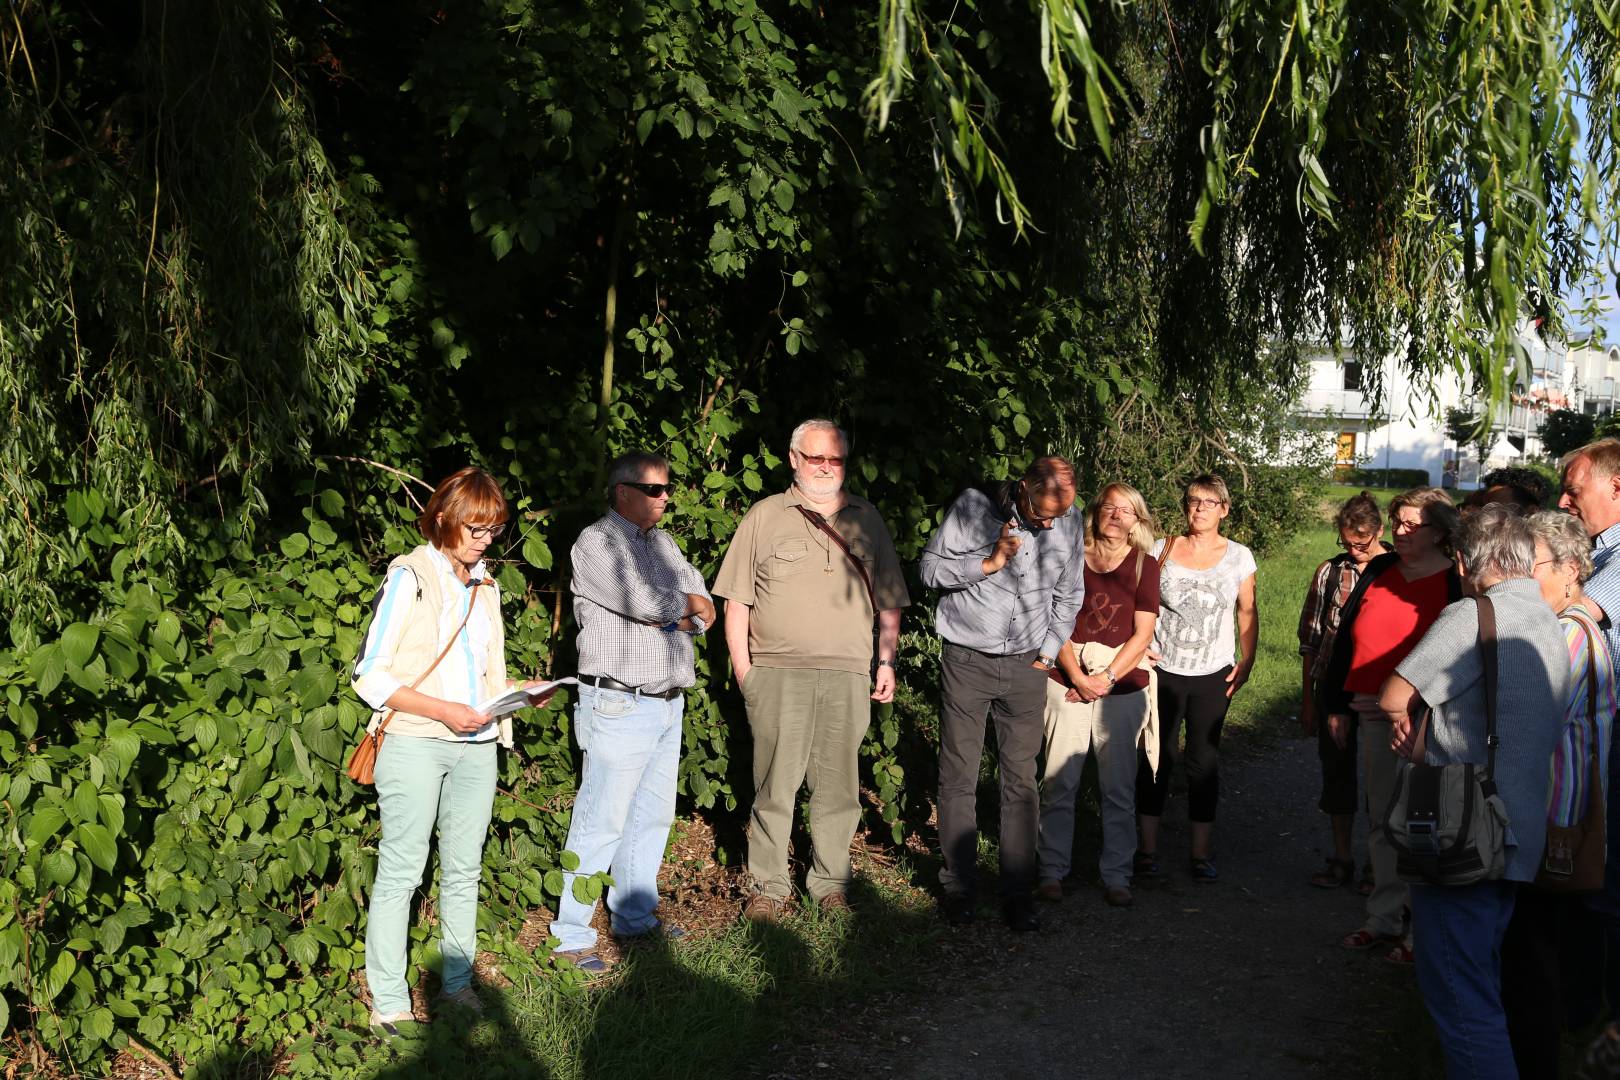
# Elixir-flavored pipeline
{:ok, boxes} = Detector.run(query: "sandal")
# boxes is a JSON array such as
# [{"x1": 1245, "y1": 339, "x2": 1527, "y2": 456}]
[
  {"x1": 555, "y1": 948, "x2": 611, "y2": 975},
  {"x1": 1384, "y1": 942, "x2": 1416, "y2": 965},
  {"x1": 1190, "y1": 857, "x2": 1219, "y2": 883},
  {"x1": 1310, "y1": 857, "x2": 1354, "y2": 889},
  {"x1": 1341, "y1": 927, "x2": 1399, "y2": 951},
  {"x1": 1133, "y1": 850, "x2": 1161, "y2": 878},
  {"x1": 1355, "y1": 865, "x2": 1375, "y2": 897}
]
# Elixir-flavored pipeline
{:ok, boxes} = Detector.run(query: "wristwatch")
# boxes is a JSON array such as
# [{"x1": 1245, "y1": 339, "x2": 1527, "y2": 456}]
[
  {"x1": 1102, "y1": 668, "x2": 1117, "y2": 686},
  {"x1": 1036, "y1": 654, "x2": 1054, "y2": 669},
  {"x1": 876, "y1": 659, "x2": 895, "y2": 668}
]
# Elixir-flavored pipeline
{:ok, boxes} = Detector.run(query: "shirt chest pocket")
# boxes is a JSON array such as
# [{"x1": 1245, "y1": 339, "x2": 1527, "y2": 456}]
[
  {"x1": 766, "y1": 539, "x2": 813, "y2": 579},
  {"x1": 847, "y1": 539, "x2": 875, "y2": 574}
]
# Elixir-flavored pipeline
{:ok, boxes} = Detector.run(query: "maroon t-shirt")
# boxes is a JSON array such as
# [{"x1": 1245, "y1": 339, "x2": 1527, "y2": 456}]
[{"x1": 1050, "y1": 550, "x2": 1162, "y2": 695}]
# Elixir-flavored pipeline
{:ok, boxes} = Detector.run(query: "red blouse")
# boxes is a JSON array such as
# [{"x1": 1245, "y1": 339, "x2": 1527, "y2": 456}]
[{"x1": 1343, "y1": 566, "x2": 1452, "y2": 695}]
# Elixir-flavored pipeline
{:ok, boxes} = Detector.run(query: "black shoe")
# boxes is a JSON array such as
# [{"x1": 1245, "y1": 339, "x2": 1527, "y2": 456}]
[
  {"x1": 942, "y1": 893, "x2": 976, "y2": 926},
  {"x1": 1003, "y1": 897, "x2": 1040, "y2": 933}
]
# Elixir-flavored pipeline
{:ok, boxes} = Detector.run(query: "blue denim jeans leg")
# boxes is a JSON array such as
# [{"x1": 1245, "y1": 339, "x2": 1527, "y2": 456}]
[
  {"x1": 549, "y1": 685, "x2": 684, "y2": 953},
  {"x1": 1411, "y1": 880, "x2": 1520, "y2": 1080}
]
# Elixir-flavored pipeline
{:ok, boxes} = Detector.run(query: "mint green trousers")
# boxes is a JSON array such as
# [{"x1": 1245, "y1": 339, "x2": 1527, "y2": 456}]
[{"x1": 365, "y1": 734, "x2": 497, "y2": 1015}]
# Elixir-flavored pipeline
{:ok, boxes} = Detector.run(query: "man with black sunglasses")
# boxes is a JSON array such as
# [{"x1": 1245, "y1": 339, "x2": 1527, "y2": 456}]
[
  {"x1": 549, "y1": 451, "x2": 713, "y2": 972},
  {"x1": 921, "y1": 456, "x2": 1084, "y2": 931},
  {"x1": 715, "y1": 418, "x2": 911, "y2": 922}
]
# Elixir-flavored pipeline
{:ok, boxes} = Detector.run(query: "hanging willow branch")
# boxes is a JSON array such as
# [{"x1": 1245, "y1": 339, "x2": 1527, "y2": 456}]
[{"x1": 863, "y1": 0, "x2": 1620, "y2": 411}]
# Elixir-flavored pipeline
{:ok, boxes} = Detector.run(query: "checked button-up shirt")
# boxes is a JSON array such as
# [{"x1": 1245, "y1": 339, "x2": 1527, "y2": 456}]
[{"x1": 571, "y1": 509, "x2": 711, "y2": 695}]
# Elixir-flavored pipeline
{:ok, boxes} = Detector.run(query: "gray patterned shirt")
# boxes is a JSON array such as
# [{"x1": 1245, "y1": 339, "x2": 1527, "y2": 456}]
[
  {"x1": 571, "y1": 510, "x2": 710, "y2": 694},
  {"x1": 920, "y1": 486, "x2": 1085, "y2": 658}
]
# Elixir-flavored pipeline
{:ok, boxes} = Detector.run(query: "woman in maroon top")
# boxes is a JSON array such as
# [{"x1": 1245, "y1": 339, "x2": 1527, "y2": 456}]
[
  {"x1": 1036, "y1": 483, "x2": 1162, "y2": 908},
  {"x1": 1321, "y1": 486, "x2": 1461, "y2": 962}
]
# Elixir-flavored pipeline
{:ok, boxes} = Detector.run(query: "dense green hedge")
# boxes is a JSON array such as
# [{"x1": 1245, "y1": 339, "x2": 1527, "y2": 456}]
[
  {"x1": 0, "y1": 460, "x2": 1320, "y2": 1072},
  {"x1": 1333, "y1": 466, "x2": 1432, "y2": 490},
  {"x1": 0, "y1": 1, "x2": 1327, "y2": 1072}
]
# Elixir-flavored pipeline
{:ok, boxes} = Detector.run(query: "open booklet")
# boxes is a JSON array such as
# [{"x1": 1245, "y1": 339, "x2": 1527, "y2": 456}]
[{"x1": 475, "y1": 677, "x2": 579, "y2": 720}]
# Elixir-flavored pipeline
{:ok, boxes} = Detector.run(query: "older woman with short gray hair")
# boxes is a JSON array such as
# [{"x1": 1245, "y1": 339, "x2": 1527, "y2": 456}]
[{"x1": 1378, "y1": 504, "x2": 1570, "y2": 1078}]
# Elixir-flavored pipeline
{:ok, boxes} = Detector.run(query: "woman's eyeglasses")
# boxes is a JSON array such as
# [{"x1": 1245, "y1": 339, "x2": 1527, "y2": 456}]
[
  {"x1": 466, "y1": 523, "x2": 507, "y2": 540},
  {"x1": 1099, "y1": 504, "x2": 1138, "y2": 518},
  {"x1": 1186, "y1": 497, "x2": 1225, "y2": 511},
  {"x1": 620, "y1": 481, "x2": 675, "y2": 498}
]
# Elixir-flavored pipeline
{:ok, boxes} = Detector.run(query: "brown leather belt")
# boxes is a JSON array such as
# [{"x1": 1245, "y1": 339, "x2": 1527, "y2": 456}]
[{"x1": 579, "y1": 673, "x2": 683, "y2": 701}]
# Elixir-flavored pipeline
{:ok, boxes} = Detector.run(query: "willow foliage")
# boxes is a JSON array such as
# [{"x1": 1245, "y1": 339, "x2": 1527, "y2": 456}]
[
  {"x1": 0, "y1": 1, "x2": 373, "y2": 639},
  {"x1": 866, "y1": 0, "x2": 1620, "y2": 407}
]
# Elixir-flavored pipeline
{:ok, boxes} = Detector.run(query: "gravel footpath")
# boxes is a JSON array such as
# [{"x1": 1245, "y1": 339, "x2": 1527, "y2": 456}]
[{"x1": 762, "y1": 733, "x2": 1417, "y2": 1080}]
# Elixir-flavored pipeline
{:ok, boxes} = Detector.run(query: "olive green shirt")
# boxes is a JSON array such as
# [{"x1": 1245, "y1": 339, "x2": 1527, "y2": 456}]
[{"x1": 714, "y1": 488, "x2": 911, "y2": 674}]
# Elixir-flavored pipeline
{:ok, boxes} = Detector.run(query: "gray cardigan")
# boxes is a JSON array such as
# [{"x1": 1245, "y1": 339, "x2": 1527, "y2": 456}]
[{"x1": 1394, "y1": 578, "x2": 1571, "y2": 883}]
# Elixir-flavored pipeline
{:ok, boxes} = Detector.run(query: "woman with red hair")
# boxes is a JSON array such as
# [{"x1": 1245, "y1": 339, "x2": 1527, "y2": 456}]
[{"x1": 351, "y1": 467, "x2": 549, "y2": 1034}]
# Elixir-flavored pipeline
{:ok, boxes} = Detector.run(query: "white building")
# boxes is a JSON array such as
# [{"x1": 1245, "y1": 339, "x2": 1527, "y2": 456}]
[{"x1": 1293, "y1": 328, "x2": 1619, "y2": 487}]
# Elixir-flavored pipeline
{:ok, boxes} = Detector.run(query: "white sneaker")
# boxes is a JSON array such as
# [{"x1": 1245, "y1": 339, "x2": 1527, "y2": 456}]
[{"x1": 368, "y1": 1009, "x2": 420, "y2": 1037}]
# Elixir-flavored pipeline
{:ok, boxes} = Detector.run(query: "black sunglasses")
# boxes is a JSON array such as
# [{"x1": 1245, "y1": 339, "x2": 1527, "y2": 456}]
[{"x1": 620, "y1": 481, "x2": 675, "y2": 498}]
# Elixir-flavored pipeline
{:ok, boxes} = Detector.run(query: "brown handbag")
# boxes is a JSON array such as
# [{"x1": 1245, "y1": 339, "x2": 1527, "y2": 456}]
[
  {"x1": 345, "y1": 577, "x2": 488, "y2": 785},
  {"x1": 1536, "y1": 611, "x2": 1606, "y2": 893}
]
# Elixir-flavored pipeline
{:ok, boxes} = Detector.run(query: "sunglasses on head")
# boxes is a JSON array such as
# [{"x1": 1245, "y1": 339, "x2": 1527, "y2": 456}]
[{"x1": 620, "y1": 481, "x2": 675, "y2": 498}]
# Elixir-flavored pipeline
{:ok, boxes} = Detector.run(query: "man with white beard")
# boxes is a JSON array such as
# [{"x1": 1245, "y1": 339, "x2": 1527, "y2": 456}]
[{"x1": 715, "y1": 419, "x2": 911, "y2": 920}]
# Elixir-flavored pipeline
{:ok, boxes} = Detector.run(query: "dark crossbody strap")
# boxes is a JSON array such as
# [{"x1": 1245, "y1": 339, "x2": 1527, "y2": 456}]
[
  {"x1": 793, "y1": 505, "x2": 877, "y2": 613},
  {"x1": 1477, "y1": 595, "x2": 1499, "y2": 793}
]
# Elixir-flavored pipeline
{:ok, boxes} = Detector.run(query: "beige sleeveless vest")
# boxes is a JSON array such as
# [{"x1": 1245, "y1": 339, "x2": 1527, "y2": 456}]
[{"x1": 365, "y1": 545, "x2": 513, "y2": 747}]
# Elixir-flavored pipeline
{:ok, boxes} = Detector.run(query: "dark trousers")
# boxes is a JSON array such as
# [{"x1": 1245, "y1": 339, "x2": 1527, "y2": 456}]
[
  {"x1": 936, "y1": 642, "x2": 1048, "y2": 899},
  {"x1": 1504, "y1": 886, "x2": 1605, "y2": 1079},
  {"x1": 1316, "y1": 685, "x2": 1359, "y2": 816},
  {"x1": 1137, "y1": 666, "x2": 1232, "y2": 823},
  {"x1": 1589, "y1": 724, "x2": 1620, "y2": 1020}
]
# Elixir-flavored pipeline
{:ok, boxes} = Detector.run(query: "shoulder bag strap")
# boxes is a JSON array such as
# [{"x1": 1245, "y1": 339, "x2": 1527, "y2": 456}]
[
  {"x1": 793, "y1": 505, "x2": 877, "y2": 612},
  {"x1": 1476, "y1": 595, "x2": 1499, "y2": 790},
  {"x1": 375, "y1": 577, "x2": 490, "y2": 738},
  {"x1": 1569, "y1": 610, "x2": 1606, "y2": 826}
]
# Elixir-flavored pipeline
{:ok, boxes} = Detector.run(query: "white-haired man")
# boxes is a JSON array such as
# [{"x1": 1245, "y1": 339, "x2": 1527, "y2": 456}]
[{"x1": 714, "y1": 419, "x2": 911, "y2": 920}]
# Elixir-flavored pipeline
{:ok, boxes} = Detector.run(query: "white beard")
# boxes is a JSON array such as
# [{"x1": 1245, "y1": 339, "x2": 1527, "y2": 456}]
[{"x1": 796, "y1": 474, "x2": 843, "y2": 501}]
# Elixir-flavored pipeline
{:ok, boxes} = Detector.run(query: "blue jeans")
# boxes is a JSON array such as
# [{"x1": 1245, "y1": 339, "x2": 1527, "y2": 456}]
[
  {"x1": 549, "y1": 685, "x2": 684, "y2": 952},
  {"x1": 366, "y1": 735, "x2": 498, "y2": 1016},
  {"x1": 1411, "y1": 880, "x2": 1520, "y2": 1080}
]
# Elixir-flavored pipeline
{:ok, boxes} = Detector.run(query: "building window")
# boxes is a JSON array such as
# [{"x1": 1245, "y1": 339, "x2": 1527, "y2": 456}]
[
  {"x1": 1335, "y1": 432, "x2": 1357, "y2": 465},
  {"x1": 1343, "y1": 361, "x2": 1363, "y2": 391}
]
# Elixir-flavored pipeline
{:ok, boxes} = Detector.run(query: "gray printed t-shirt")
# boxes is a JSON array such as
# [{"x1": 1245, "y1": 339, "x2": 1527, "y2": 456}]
[
  {"x1": 1394, "y1": 578, "x2": 1569, "y2": 883},
  {"x1": 1150, "y1": 536, "x2": 1257, "y2": 677}
]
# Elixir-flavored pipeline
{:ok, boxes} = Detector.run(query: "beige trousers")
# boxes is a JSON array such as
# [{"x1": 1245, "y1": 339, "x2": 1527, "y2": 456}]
[
  {"x1": 1361, "y1": 718, "x2": 1411, "y2": 939},
  {"x1": 742, "y1": 665, "x2": 871, "y2": 901}
]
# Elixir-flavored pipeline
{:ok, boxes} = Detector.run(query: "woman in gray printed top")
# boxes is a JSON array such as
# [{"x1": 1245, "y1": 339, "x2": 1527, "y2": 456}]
[
  {"x1": 1382, "y1": 504, "x2": 1568, "y2": 1080},
  {"x1": 1135, "y1": 474, "x2": 1258, "y2": 882}
]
